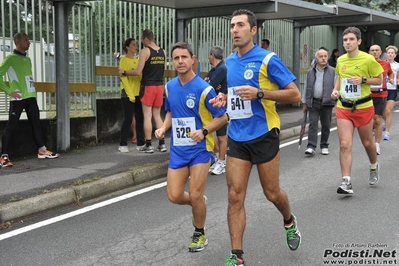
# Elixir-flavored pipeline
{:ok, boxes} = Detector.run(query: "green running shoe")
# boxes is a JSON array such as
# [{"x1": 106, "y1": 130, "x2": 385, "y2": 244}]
[
  {"x1": 188, "y1": 231, "x2": 208, "y2": 252},
  {"x1": 285, "y1": 213, "x2": 302, "y2": 251},
  {"x1": 224, "y1": 254, "x2": 245, "y2": 266}
]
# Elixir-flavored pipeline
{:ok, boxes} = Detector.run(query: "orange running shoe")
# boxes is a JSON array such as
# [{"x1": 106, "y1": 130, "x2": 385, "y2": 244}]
[
  {"x1": 0, "y1": 154, "x2": 13, "y2": 167},
  {"x1": 38, "y1": 149, "x2": 60, "y2": 159}
]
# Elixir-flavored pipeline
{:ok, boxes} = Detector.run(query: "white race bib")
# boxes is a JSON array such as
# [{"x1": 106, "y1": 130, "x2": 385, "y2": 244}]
[
  {"x1": 25, "y1": 75, "x2": 36, "y2": 93},
  {"x1": 341, "y1": 78, "x2": 361, "y2": 99},
  {"x1": 226, "y1": 87, "x2": 253, "y2": 120},
  {"x1": 172, "y1": 117, "x2": 196, "y2": 146}
]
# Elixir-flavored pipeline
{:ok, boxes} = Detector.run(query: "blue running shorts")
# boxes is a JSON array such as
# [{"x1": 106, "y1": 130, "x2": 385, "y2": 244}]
[{"x1": 169, "y1": 150, "x2": 214, "y2": 170}]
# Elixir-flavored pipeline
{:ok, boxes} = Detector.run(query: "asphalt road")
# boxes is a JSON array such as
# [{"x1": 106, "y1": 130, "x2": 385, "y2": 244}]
[{"x1": 0, "y1": 113, "x2": 398, "y2": 266}]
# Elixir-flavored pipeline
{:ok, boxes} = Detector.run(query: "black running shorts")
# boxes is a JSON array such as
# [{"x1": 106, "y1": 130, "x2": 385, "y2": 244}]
[
  {"x1": 372, "y1": 97, "x2": 386, "y2": 116},
  {"x1": 227, "y1": 128, "x2": 280, "y2": 164}
]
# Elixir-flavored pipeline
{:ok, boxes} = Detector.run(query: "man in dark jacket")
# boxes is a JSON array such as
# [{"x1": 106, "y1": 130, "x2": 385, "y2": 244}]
[
  {"x1": 204, "y1": 46, "x2": 228, "y2": 175},
  {"x1": 302, "y1": 47, "x2": 336, "y2": 155}
]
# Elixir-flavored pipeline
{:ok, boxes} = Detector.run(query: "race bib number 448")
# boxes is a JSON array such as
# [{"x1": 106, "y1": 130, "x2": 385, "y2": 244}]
[{"x1": 341, "y1": 78, "x2": 360, "y2": 99}]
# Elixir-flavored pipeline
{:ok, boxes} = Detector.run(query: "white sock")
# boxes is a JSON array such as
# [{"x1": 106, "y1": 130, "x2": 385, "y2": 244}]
[{"x1": 343, "y1": 176, "x2": 350, "y2": 182}]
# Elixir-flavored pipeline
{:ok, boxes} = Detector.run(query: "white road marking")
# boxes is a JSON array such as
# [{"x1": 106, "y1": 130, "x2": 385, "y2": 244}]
[
  {"x1": 0, "y1": 126, "x2": 339, "y2": 241},
  {"x1": 281, "y1": 126, "x2": 337, "y2": 148},
  {"x1": 0, "y1": 182, "x2": 167, "y2": 241}
]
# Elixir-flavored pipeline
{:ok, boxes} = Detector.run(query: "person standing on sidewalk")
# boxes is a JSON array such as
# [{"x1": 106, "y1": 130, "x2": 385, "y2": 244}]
[
  {"x1": 382, "y1": 45, "x2": 399, "y2": 141},
  {"x1": 204, "y1": 46, "x2": 228, "y2": 175},
  {"x1": 114, "y1": 51, "x2": 141, "y2": 146},
  {"x1": 0, "y1": 32, "x2": 59, "y2": 167},
  {"x1": 368, "y1": 44, "x2": 393, "y2": 155},
  {"x1": 331, "y1": 27, "x2": 383, "y2": 195},
  {"x1": 213, "y1": 9, "x2": 302, "y2": 265},
  {"x1": 302, "y1": 47, "x2": 336, "y2": 156},
  {"x1": 119, "y1": 29, "x2": 166, "y2": 154},
  {"x1": 154, "y1": 42, "x2": 228, "y2": 252},
  {"x1": 260, "y1": 39, "x2": 269, "y2": 50},
  {"x1": 118, "y1": 38, "x2": 144, "y2": 153},
  {"x1": 328, "y1": 48, "x2": 339, "y2": 68}
]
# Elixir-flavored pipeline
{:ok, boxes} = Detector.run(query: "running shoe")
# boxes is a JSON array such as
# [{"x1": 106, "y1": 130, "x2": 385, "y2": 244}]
[
  {"x1": 209, "y1": 157, "x2": 218, "y2": 172},
  {"x1": 285, "y1": 214, "x2": 302, "y2": 251},
  {"x1": 0, "y1": 154, "x2": 13, "y2": 167},
  {"x1": 188, "y1": 231, "x2": 208, "y2": 252},
  {"x1": 118, "y1": 146, "x2": 129, "y2": 153},
  {"x1": 136, "y1": 144, "x2": 145, "y2": 151},
  {"x1": 211, "y1": 160, "x2": 226, "y2": 175},
  {"x1": 337, "y1": 178, "x2": 353, "y2": 194},
  {"x1": 383, "y1": 132, "x2": 390, "y2": 141},
  {"x1": 305, "y1": 148, "x2": 315, "y2": 155},
  {"x1": 192, "y1": 195, "x2": 207, "y2": 227},
  {"x1": 369, "y1": 164, "x2": 380, "y2": 185},
  {"x1": 131, "y1": 137, "x2": 137, "y2": 144},
  {"x1": 321, "y1": 148, "x2": 329, "y2": 155},
  {"x1": 138, "y1": 145, "x2": 154, "y2": 153},
  {"x1": 376, "y1": 143, "x2": 381, "y2": 155},
  {"x1": 38, "y1": 149, "x2": 59, "y2": 159},
  {"x1": 224, "y1": 254, "x2": 245, "y2": 266},
  {"x1": 156, "y1": 144, "x2": 167, "y2": 152}
]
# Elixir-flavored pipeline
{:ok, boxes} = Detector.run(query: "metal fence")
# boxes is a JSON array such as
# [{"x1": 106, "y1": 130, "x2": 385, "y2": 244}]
[{"x1": 3, "y1": 0, "x2": 388, "y2": 118}]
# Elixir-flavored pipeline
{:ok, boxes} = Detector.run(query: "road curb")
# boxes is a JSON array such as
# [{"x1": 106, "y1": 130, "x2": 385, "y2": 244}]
[
  {"x1": 74, "y1": 172, "x2": 135, "y2": 202},
  {"x1": 0, "y1": 189, "x2": 76, "y2": 222},
  {"x1": 280, "y1": 125, "x2": 301, "y2": 140},
  {"x1": 0, "y1": 161, "x2": 169, "y2": 223}
]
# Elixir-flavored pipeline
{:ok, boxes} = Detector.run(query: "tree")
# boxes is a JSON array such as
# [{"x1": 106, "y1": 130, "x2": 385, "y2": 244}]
[{"x1": 0, "y1": 0, "x2": 54, "y2": 42}]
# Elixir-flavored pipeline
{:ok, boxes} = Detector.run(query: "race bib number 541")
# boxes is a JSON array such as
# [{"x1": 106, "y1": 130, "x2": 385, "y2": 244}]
[{"x1": 226, "y1": 87, "x2": 253, "y2": 119}]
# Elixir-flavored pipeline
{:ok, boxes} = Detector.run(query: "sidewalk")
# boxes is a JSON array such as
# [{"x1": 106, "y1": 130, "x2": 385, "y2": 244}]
[{"x1": 0, "y1": 106, "x2": 324, "y2": 223}]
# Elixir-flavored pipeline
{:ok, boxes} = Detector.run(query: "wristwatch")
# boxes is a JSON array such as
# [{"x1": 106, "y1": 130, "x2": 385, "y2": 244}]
[
  {"x1": 122, "y1": 70, "x2": 127, "y2": 76},
  {"x1": 362, "y1": 77, "x2": 367, "y2": 84},
  {"x1": 257, "y1": 89, "x2": 264, "y2": 99},
  {"x1": 201, "y1": 128, "x2": 208, "y2": 137}
]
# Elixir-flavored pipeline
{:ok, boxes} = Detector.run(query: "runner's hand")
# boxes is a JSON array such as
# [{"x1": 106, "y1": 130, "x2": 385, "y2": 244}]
[
  {"x1": 236, "y1": 85, "x2": 257, "y2": 100},
  {"x1": 154, "y1": 128, "x2": 165, "y2": 139},
  {"x1": 190, "y1": 130, "x2": 205, "y2": 143},
  {"x1": 209, "y1": 93, "x2": 227, "y2": 107},
  {"x1": 331, "y1": 89, "x2": 339, "y2": 100}
]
